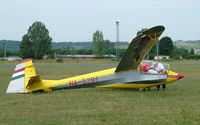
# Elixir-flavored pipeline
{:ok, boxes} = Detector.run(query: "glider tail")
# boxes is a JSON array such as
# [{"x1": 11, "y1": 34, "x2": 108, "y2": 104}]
[{"x1": 6, "y1": 59, "x2": 38, "y2": 93}]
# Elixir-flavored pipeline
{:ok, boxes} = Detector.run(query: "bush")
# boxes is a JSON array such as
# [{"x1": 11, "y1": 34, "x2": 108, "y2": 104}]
[
  {"x1": 186, "y1": 55, "x2": 200, "y2": 60},
  {"x1": 56, "y1": 58, "x2": 63, "y2": 63},
  {"x1": 47, "y1": 53, "x2": 55, "y2": 59},
  {"x1": 110, "y1": 58, "x2": 119, "y2": 61}
]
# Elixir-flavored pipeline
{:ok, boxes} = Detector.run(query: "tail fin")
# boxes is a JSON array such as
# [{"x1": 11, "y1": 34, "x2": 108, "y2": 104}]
[{"x1": 6, "y1": 59, "x2": 39, "y2": 93}]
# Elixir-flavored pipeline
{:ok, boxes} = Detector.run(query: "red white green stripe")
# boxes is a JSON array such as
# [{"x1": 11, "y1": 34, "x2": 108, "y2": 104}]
[
  {"x1": 11, "y1": 68, "x2": 25, "y2": 81},
  {"x1": 6, "y1": 59, "x2": 32, "y2": 93}
]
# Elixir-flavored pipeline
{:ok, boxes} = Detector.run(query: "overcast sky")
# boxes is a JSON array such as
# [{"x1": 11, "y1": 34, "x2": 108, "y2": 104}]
[{"x1": 0, "y1": 0, "x2": 200, "y2": 42}]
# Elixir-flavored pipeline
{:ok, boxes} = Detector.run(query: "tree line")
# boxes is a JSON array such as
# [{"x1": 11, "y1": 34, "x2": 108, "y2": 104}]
[{"x1": 2, "y1": 21, "x2": 199, "y2": 60}]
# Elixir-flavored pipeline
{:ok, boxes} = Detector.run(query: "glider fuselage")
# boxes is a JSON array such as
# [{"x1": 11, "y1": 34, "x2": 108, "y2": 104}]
[{"x1": 27, "y1": 67, "x2": 182, "y2": 93}]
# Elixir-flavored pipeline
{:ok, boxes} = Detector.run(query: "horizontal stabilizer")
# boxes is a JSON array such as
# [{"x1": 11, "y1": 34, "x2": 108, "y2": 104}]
[{"x1": 26, "y1": 75, "x2": 41, "y2": 88}]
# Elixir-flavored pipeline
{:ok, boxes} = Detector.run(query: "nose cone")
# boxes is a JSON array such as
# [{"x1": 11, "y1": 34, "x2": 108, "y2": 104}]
[{"x1": 177, "y1": 74, "x2": 184, "y2": 79}]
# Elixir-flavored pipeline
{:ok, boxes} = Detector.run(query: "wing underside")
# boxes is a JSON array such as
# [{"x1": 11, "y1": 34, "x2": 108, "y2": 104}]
[{"x1": 115, "y1": 26, "x2": 165, "y2": 72}]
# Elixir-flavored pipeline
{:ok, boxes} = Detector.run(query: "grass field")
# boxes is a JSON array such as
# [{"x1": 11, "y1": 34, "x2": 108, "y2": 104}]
[{"x1": 0, "y1": 60, "x2": 200, "y2": 125}]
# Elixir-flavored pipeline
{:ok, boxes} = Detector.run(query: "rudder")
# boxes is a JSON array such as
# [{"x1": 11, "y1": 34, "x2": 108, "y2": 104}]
[{"x1": 6, "y1": 59, "x2": 37, "y2": 93}]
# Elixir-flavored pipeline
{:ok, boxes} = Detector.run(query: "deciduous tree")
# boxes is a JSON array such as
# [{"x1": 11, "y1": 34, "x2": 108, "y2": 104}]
[
  {"x1": 159, "y1": 36, "x2": 174, "y2": 55},
  {"x1": 20, "y1": 35, "x2": 34, "y2": 58},
  {"x1": 20, "y1": 21, "x2": 52, "y2": 59},
  {"x1": 92, "y1": 30, "x2": 104, "y2": 56}
]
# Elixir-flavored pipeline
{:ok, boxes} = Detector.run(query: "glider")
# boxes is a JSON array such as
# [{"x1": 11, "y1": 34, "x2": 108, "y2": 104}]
[{"x1": 6, "y1": 25, "x2": 184, "y2": 93}]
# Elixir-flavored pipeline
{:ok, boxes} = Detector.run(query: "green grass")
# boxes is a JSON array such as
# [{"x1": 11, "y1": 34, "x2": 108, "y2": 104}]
[{"x1": 0, "y1": 60, "x2": 200, "y2": 125}]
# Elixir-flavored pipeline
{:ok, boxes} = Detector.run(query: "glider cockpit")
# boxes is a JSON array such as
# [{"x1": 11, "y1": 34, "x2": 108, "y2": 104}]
[{"x1": 140, "y1": 60, "x2": 169, "y2": 75}]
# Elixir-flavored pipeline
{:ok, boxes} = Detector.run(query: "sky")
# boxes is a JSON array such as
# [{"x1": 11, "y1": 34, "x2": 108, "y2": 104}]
[{"x1": 0, "y1": 0, "x2": 200, "y2": 42}]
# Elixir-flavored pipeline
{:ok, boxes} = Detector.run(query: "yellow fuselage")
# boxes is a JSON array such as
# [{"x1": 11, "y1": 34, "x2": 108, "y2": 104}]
[{"x1": 26, "y1": 67, "x2": 181, "y2": 93}]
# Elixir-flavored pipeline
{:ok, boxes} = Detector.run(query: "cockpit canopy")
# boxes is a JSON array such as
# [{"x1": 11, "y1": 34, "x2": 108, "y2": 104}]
[{"x1": 140, "y1": 60, "x2": 169, "y2": 74}]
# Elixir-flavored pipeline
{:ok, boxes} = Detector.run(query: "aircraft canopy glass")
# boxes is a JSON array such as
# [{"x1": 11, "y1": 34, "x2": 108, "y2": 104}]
[{"x1": 140, "y1": 60, "x2": 169, "y2": 74}]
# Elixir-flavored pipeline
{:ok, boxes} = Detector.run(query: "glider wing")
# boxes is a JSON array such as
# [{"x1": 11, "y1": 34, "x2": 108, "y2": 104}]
[{"x1": 115, "y1": 26, "x2": 165, "y2": 72}]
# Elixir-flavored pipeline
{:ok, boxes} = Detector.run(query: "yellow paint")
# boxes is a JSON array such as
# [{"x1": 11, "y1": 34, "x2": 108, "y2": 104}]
[{"x1": 24, "y1": 61, "x2": 36, "y2": 93}]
